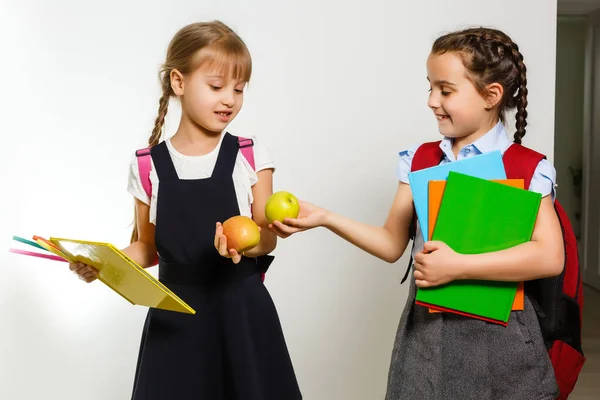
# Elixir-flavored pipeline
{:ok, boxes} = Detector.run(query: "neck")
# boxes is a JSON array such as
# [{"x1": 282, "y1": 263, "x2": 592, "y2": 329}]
[
  {"x1": 451, "y1": 117, "x2": 499, "y2": 158},
  {"x1": 170, "y1": 113, "x2": 222, "y2": 156}
]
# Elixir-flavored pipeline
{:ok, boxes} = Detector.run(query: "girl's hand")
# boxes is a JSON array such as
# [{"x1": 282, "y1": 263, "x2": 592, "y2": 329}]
[
  {"x1": 413, "y1": 241, "x2": 464, "y2": 288},
  {"x1": 269, "y1": 201, "x2": 328, "y2": 238},
  {"x1": 214, "y1": 222, "x2": 242, "y2": 264},
  {"x1": 69, "y1": 262, "x2": 99, "y2": 283}
]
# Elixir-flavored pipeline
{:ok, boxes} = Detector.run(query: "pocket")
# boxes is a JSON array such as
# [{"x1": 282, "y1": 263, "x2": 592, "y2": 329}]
[{"x1": 513, "y1": 311, "x2": 534, "y2": 344}]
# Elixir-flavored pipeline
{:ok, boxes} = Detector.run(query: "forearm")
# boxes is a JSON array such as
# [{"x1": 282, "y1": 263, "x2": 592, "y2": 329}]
[
  {"x1": 121, "y1": 240, "x2": 158, "y2": 269},
  {"x1": 460, "y1": 241, "x2": 564, "y2": 281},
  {"x1": 243, "y1": 227, "x2": 276, "y2": 257},
  {"x1": 323, "y1": 211, "x2": 408, "y2": 263}
]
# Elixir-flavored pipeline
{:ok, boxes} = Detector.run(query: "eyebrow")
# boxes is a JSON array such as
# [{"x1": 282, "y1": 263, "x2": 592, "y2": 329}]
[{"x1": 427, "y1": 78, "x2": 457, "y2": 86}]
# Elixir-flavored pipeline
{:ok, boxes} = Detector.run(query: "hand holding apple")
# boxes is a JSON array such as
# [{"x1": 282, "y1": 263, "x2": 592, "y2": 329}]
[
  {"x1": 215, "y1": 216, "x2": 261, "y2": 264},
  {"x1": 269, "y1": 200, "x2": 328, "y2": 239}
]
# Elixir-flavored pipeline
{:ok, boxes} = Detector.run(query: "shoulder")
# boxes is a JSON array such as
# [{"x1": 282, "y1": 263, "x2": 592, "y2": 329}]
[
  {"x1": 234, "y1": 133, "x2": 275, "y2": 173},
  {"x1": 397, "y1": 142, "x2": 437, "y2": 183}
]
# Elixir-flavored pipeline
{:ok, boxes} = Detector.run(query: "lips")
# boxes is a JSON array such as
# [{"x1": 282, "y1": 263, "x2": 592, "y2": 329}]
[
  {"x1": 215, "y1": 111, "x2": 232, "y2": 122},
  {"x1": 436, "y1": 114, "x2": 450, "y2": 121}
]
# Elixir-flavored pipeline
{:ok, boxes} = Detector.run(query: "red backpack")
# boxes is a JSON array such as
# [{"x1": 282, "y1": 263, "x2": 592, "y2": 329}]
[
  {"x1": 405, "y1": 141, "x2": 585, "y2": 400},
  {"x1": 135, "y1": 136, "x2": 267, "y2": 280}
]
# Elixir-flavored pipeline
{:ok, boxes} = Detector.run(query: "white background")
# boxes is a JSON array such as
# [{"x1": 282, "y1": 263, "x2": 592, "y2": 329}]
[{"x1": 0, "y1": 1, "x2": 557, "y2": 399}]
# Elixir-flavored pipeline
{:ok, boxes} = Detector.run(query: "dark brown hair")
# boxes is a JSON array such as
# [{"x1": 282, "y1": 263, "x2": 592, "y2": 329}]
[
  {"x1": 432, "y1": 27, "x2": 528, "y2": 144},
  {"x1": 131, "y1": 21, "x2": 252, "y2": 243}
]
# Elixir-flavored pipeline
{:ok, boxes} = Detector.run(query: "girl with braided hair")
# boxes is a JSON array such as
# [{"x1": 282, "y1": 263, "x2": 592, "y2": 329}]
[
  {"x1": 69, "y1": 20, "x2": 301, "y2": 400},
  {"x1": 271, "y1": 27, "x2": 562, "y2": 399}
]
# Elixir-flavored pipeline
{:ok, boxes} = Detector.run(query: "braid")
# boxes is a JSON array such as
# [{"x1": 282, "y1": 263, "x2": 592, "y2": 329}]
[
  {"x1": 509, "y1": 43, "x2": 528, "y2": 144},
  {"x1": 149, "y1": 75, "x2": 171, "y2": 146},
  {"x1": 130, "y1": 75, "x2": 171, "y2": 244}
]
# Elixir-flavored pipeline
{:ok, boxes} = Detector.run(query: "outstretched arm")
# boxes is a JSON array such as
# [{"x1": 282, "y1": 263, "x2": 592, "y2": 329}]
[{"x1": 271, "y1": 182, "x2": 415, "y2": 263}]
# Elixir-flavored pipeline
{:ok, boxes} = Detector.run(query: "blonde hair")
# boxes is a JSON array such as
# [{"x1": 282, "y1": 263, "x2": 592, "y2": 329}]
[{"x1": 131, "y1": 20, "x2": 252, "y2": 243}]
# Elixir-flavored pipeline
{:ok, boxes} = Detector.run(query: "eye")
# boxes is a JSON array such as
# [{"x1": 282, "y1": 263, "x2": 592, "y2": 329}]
[
  {"x1": 441, "y1": 91, "x2": 451, "y2": 96},
  {"x1": 210, "y1": 85, "x2": 222, "y2": 90},
  {"x1": 234, "y1": 89, "x2": 244, "y2": 94}
]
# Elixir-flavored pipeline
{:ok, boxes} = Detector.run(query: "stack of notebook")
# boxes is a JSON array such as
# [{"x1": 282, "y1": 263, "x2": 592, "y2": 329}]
[{"x1": 408, "y1": 152, "x2": 542, "y2": 326}]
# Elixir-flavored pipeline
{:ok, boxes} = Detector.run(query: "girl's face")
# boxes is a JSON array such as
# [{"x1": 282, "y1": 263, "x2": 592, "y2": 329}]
[
  {"x1": 176, "y1": 63, "x2": 247, "y2": 134},
  {"x1": 426, "y1": 52, "x2": 494, "y2": 139}
]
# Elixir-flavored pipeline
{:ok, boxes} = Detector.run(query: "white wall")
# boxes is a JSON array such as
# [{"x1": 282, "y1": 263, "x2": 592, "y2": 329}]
[{"x1": 0, "y1": 1, "x2": 557, "y2": 399}]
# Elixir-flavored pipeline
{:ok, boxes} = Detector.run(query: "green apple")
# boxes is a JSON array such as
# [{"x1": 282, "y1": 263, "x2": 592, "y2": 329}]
[
  {"x1": 222, "y1": 216, "x2": 261, "y2": 253},
  {"x1": 265, "y1": 191, "x2": 300, "y2": 223}
]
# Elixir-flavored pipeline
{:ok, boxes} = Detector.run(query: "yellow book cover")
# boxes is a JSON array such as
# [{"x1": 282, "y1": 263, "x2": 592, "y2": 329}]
[{"x1": 47, "y1": 237, "x2": 195, "y2": 315}]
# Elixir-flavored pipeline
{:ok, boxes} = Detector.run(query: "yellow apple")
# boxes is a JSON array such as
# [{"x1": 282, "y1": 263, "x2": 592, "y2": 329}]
[
  {"x1": 222, "y1": 216, "x2": 260, "y2": 253},
  {"x1": 265, "y1": 191, "x2": 300, "y2": 223}
]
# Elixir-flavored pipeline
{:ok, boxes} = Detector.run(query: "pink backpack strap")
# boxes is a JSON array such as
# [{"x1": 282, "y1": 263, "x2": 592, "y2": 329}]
[
  {"x1": 135, "y1": 148, "x2": 152, "y2": 198},
  {"x1": 238, "y1": 136, "x2": 256, "y2": 170}
]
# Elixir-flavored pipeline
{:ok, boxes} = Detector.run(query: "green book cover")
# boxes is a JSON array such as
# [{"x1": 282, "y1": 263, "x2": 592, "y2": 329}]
[{"x1": 415, "y1": 171, "x2": 542, "y2": 323}]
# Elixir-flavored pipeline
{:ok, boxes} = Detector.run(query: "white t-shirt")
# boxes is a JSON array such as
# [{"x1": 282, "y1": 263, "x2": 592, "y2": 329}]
[{"x1": 127, "y1": 133, "x2": 275, "y2": 224}]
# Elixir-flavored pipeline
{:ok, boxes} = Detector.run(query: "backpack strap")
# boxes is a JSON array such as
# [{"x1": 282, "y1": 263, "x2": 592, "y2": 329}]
[
  {"x1": 501, "y1": 143, "x2": 546, "y2": 189},
  {"x1": 238, "y1": 136, "x2": 256, "y2": 170},
  {"x1": 135, "y1": 136, "x2": 257, "y2": 199},
  {"x1": 401, "y1": 141, "x2": 444, "y2": 284},
  {"x1": 135, "y1": 148, "x2": 152, "y2": 199}
]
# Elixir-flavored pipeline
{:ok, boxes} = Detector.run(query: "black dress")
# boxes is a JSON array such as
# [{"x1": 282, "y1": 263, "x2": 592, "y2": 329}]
[{"x1": 131, "y1": 133, "x2": 302, "y2": 400}]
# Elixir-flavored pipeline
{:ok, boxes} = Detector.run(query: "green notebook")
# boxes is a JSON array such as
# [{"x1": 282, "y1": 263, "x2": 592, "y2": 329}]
[{"x1": 414, "y1": 171, "x2": 542, "y2": 324}]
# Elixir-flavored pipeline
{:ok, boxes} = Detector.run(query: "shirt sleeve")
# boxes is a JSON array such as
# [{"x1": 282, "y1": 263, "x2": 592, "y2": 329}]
[
  {"x1": 240, "y1": 135, "x2": 276, "y2": 187},
  {"x1": 396, "y1": 144, "x2": 421, "y2": 184},
  {"x1": 529, "y1": 158, "x2": 557, "y2": 200}
]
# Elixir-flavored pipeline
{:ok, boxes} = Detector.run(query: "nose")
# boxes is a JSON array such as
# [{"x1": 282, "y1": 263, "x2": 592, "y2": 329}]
[
  {"x1": 428, "y1": 90, "x2": 440, "y2": 110},
  {"x1": 222, "y1": 90, "x2": 235, "y2": 108}
]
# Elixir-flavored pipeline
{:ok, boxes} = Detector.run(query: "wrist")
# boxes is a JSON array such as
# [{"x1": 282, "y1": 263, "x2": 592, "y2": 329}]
[
  {"x1": 322, "y1": 209, "x2": 334, "y2": 229},
  {"x1": 458, "y1": 254, "x2": 475, "y2": 280}
]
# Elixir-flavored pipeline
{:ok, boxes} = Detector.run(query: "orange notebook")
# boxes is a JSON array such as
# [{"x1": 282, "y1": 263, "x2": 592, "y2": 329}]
[{"x1": 427, "y1": 179, "x2": 524, "y2": 313}]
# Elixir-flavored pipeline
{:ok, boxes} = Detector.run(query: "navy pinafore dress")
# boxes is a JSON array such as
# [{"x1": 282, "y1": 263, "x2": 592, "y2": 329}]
[{"x1": 131, "y1": 133, "x2": 302, "y2": 400}]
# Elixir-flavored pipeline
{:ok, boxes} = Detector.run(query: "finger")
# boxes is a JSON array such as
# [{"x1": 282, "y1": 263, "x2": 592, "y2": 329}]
[
  {"x1": 70, "y1": 262, "x2": 84, "y2": 272},
  {"x1": 218, "y1": 235, "x2": 229, "y2": 257},
  {"x1": 257, "y1": 226, "x2": 262, "y2": 232},
  {"x1": 229, "y1": 249, "x2": 241, "y2": 264},
  {"x1": 413, "y1": 270, "x2": 425, "y2": 280},
  {"x1": 83, "y1": 275, "x2": 97, "y2": 283},
  {"x1": 415, "y1": 279, "x2": 430, "y2": 288},
  {"x1": 81, "y1": 271, "x2": 98, "y2": 280},
  {"x1": 214, "y1": 222, "x2": 222, "y2": 248},
  {"x1": 413, "y1": 261, "x2": 424, "y2": 272},
  {"x1": 273, "y1": 220, "x2": 301, "y2": 235},
  {"x1": 281, "y1": 218, "x2": 307, "y2": 229},
  {"x1": 414, "y1": 252, "x2": 424, "y2": 264},
  {"x1": 269, "y1": 224, "x2": 290, "y2": 239},
  {"x1": 423, "y1": 241, "x2": 441, "y2": 253}
]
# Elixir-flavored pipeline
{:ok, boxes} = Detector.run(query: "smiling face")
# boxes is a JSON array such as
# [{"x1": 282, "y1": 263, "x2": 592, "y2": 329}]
[
  {"x1": 426, "y1": 51, "x2": 493, "y2": 140},
  {"x1": 178, "y1": 63, "x2": 247, "y2": 134}
]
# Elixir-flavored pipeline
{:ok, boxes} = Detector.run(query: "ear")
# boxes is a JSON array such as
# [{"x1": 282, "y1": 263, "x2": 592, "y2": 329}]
[
  {"x1": 485, "y1": 82, "x2": 503, "y2": 109},
  {"x1": 170, "y1": 69, "x2": 185, "y2": 96}
]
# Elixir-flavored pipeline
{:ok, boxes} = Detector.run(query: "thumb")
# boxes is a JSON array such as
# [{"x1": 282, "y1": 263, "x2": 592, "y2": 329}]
[{"x1": 422, "y1": 241, "x2": 442, "y2": 253}]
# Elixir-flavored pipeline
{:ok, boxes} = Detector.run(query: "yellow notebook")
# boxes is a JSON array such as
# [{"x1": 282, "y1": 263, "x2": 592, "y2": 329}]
[{"x1": 46, "y1": 237, "x2": 195, "y2": 315}]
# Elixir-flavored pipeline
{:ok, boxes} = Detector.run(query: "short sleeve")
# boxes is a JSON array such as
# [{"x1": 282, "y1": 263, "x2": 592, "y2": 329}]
[
  {"x1": 529, "y1": 158, "x2": 557, "y2": 200},
  {"x1": 241, "y1": 135, "x2": 276, "y2": 187},
  {"x1": 396, "y1": 144, "x2": 420, "y2": 184},
  {"x1": 127, "y1": 152, "x2": 150, "y2": 205}
]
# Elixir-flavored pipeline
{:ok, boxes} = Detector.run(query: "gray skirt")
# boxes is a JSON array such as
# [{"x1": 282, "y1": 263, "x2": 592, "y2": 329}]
[{"x1": 385, "y1": 277, "x2": 559, "y2": 400}]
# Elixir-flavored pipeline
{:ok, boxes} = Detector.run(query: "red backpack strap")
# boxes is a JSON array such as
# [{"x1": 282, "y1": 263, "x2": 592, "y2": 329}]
[
  {"x1": 135, "y1": 148, "x2": 152, "y2": 198},
  {"x1": 410, "y1": 141, "x2": 444, "y2": 173},
  {"x1": 501, "y1": 143, "x2": 546, "y2": 190}
]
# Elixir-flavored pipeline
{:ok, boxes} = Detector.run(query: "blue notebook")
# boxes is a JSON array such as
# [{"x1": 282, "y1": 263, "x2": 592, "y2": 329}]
[{"x1": 408, "y1": 150, "x2": 506, "y2": 242}]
